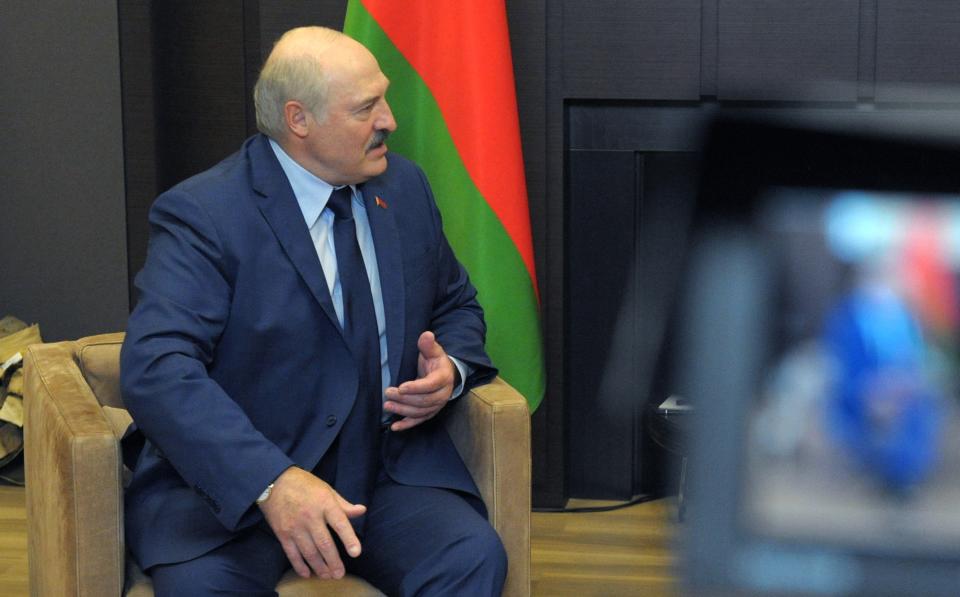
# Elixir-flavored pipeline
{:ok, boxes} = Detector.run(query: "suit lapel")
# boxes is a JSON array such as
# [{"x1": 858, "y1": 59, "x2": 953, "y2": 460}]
[
  {"x1": 360, "y1": 180, "x2": 405, "y2": 386},
  {"x1": 247, "y1": 135, "x2": 342, "y2": 333}
]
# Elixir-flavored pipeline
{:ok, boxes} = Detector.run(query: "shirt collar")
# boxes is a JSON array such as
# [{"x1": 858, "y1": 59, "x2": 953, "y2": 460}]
[{"x1": 268, "y1": 138, "x2": 352, "y2": 228}]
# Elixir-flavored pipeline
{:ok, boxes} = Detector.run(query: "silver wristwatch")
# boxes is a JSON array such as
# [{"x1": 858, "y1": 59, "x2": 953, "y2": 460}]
[{"x1": 256, "y1": 482, "x2": 275, "y2": 505}]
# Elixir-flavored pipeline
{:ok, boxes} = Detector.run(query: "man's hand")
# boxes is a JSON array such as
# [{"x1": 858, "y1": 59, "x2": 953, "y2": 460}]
[
  {"x1": 383, "y1": 331, "x2": 456, "y2": 431},
  {"x1": 259, "y1": 466, "x2": 366, "y2": 579}
]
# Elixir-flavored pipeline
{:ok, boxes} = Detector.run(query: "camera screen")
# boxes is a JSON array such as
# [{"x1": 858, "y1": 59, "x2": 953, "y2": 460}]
[{"x1": 744, "y1": 187, "x2": 960, "y2": 554}]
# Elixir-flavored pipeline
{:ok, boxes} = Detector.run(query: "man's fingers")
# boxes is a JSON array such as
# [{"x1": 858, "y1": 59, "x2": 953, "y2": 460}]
[
  {"x1": 386, "y1": 384, "x2": 444, "y2": 405},
  {"x1": 395, "y1": 373, "x2": 447, "y2": 396},
  {"x1": 417, "y1": 331, "x2": 445, "y2": 359},
  {"x1": 307, "y1": 528, "x2": 344, "y2": 579},
  {"x1": 383, "y1": 399, "x2": 440, "y2": 418},
  {"x1": 334, "y1": 495, "x2": 368, "y2": 518},
  {"x1": 327, "y1": 509, "x2": 363, "y2": 558},
  {"x1": 291, "y1": 531, "x2": 334, "y2": 579},
  {"x1": 390, "y1": 414, "x2": 432, "y2": 432},
  {"x1": 280, "y1": 538, "x2": 312, "y2": 578},
  {"x1": 262, "y1": 470, "x2": 364, "y2": 577}
]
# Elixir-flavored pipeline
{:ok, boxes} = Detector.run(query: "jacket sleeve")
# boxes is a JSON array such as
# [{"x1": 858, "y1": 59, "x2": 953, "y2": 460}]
[{"x1": 120, "y1": 189, "x2": 294, "y2": 531}]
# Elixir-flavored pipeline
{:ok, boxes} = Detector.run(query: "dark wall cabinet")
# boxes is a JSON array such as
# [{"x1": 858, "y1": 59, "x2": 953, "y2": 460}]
[{"x1": 556, "y1": 1, "x2": 960, "y2": 500}]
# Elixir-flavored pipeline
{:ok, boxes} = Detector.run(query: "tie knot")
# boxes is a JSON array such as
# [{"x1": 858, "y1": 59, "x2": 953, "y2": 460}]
[{"x1": 327, "y1": 187, "x2": 354, "y2": 221}]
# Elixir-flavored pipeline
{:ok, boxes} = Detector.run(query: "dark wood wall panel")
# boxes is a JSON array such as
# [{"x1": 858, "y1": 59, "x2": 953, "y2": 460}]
[
  {"x1": 565, "y1": 142, "x2": 699, "y2": 499},
  {"x1": 631, "y1": 152, "x2": 699, "y2": 495},
  {"x1": 569, "y1": 105, "x2": 711, "y2": 152},
  {"x1": 119, "y1": 0, "x2": 158, "y2": 302},
  {"x1": 566, "y1": 104, "x2": 703, "y2": 500},
  {"x1": 700, "y1": 0, "x2": 720, "y2": 96},
  {"x1": 858, "y1": 0, "x2": 878, "y2": 99},
  {"x1": 717, "y1": 0, "x2": 861, "y2": 100},
  {"x1": 1, "y1": 0, "x2": 130, "y2": 341},
  {"x1": 566, "y1": 149, "x2": 639, "y2": 499},
  {"x1": 560, "y1": 0, "x2": 701, "y2": 100},
  {"x1": 543, "y1": 0, "x2": 569, "y2": 507},
  {"x1": 257, "y1": 1, "x2": 346, "y2": 64},
  {"x1": 505, "y1": 0, "x2": 560, "y2": 506},
  {"x1": 876, "y1": 1, "x2": 960, "y2": 101},
  {"x1": 152, "y1": 3, "x2": 249, "y2": 192},
  {"x1": 635, "y1": 152, "x2": 699, "y2": 386}
]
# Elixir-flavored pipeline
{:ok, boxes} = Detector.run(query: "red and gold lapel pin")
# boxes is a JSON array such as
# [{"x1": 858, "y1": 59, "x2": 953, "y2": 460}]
[{"x1": 375, "y1": 196, "x2": 388, "y2": 209}]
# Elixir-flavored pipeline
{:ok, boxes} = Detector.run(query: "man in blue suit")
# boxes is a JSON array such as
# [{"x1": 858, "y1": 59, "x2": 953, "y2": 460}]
[{"x1": 120, "y1": 26, "x2": 507, "y2": 596}]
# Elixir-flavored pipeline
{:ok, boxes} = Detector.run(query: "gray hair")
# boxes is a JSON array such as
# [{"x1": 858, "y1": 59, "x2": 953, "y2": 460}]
[{"x1": 253, "y1": 51, "x2": 330, "y2": 139}]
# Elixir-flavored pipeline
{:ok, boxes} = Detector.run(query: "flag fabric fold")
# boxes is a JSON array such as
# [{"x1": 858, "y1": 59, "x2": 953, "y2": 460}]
[{"x1": 345, "y1": 0, "x2": 545, "y2": 410}]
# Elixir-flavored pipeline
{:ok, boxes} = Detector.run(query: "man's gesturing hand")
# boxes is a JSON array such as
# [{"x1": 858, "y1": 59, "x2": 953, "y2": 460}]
[
  {"x1": 383, "y1": 331, "x2": 456, "y2": 432},
  {"x1": 259, "y1": 466, "x2": 365, "y2": 579}
]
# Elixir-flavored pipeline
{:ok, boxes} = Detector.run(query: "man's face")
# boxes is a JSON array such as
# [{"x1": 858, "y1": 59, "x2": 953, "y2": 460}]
[{"x1": 303, "y1": 49, "x2": 397, "y2": 186}]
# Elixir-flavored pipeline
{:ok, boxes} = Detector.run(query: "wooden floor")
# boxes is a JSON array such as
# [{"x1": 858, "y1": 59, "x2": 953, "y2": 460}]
[
  {"x1": 530, "y1": 498, "x2": 678, "y2": 596},
  {"x1": 0, "y1": 486, "x2": 27, "y2": 597},
  {"x1": 0, "y1": 486, "x2": 678, "y2": 596}
]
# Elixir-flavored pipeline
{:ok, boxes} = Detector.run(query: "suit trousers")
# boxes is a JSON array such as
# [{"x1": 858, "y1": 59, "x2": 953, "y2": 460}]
[{"x1": 148, "y1": 468, "x2": 507, "y2": 597}]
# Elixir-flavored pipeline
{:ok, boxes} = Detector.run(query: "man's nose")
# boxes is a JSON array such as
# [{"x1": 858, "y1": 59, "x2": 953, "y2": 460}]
[{"x1": 378, "y1": 100, "x2": 397, "y2": 132}]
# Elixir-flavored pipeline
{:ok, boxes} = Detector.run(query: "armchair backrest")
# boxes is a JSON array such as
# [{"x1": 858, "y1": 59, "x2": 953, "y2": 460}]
[
  {"x1": 73, "y1": 333, "x2": 134, "y2": 439},
  {"x1": 75, "y1": 333, "x2": 126, "y2": 409}
]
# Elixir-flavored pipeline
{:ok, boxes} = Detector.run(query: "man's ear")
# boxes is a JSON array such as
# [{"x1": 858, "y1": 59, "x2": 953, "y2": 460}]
[{"x1": 284, "y1": 101, "x2": 310, "y2": 139}]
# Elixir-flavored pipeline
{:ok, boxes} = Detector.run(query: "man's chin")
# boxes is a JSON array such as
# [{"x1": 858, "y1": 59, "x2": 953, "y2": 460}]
[{"x1": 363, "y1": 153, "x2": 389, "y2": 179}]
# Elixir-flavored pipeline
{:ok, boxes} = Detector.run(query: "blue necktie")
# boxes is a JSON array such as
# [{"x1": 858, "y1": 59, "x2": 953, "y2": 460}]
[{"x1": 326, "y1": 186, "x2": 382, "y2": 532}]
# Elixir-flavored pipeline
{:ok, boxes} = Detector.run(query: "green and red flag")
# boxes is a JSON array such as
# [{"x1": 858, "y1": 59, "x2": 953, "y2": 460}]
[{"x1": 344, "y1": 0, "x2": 545, "y2": 411}]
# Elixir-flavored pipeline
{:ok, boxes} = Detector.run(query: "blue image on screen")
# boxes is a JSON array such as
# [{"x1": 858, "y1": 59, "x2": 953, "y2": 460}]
[{"x1": 744, "y1": 188, "x2": 960, "y2": 553}]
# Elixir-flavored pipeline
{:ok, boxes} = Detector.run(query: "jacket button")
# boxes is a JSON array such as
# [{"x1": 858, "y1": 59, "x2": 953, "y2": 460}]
[{"x1": 326, "y1": 415, "x2": 337, "y2": 427}]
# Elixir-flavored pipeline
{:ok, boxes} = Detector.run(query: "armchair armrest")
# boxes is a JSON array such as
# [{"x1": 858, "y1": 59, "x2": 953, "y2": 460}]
[
  {"x1": 24, "y1": 341, "x2": 125, "y2": 597},
  {"x1": 444, "y1": 377, "x2": 531, "y2": 597}
]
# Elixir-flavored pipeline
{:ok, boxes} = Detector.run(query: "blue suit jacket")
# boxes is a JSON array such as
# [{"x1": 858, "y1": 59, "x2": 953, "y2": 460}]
[{"x1": 120, "y1": 134, "x2": 496, "y2": 569}]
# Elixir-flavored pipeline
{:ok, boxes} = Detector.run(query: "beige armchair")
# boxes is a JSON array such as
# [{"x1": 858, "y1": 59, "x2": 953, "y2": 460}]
[{"x1": 24, "y1": 333, "x2": 530, "y2": 596}]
